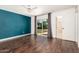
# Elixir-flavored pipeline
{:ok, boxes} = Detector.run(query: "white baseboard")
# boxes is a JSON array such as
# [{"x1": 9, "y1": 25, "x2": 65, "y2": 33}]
[{"x1": 0, "y1": 33, "x2": 31, "y2": 42}]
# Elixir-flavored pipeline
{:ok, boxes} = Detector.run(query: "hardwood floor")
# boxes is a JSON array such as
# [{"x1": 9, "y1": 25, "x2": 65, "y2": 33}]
[{"x1": 0, "y1": 35, "x2": 78, "y2": 53}]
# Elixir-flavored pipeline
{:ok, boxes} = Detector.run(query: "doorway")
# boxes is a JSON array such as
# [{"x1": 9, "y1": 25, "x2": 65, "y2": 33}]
[
  {"x1": 37, "y1": 15, "x2": 48, "y2": 37},
  {"x1": 56, "y1": 16, "x2": 63, "y2": 39}
]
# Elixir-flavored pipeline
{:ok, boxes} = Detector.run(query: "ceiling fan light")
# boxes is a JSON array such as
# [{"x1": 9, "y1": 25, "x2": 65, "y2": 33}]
[{"x1": 25, "y1": 5, "x2": 37, "y2": 10}]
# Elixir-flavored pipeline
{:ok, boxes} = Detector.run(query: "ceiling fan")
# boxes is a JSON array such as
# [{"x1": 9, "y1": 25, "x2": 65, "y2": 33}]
[{"x1": 23, "y1": 5, "x2": 37, "y2": 12}]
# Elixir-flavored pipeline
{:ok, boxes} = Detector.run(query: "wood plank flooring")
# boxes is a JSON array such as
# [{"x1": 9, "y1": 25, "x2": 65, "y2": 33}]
[{"x1": 0, "y1": 35, "x2": 78, "y2": 53}]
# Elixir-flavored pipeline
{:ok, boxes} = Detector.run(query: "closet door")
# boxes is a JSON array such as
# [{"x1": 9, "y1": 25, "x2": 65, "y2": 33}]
[{"x1": 56, "y1": 16, "x2": 63, "y2": 39}]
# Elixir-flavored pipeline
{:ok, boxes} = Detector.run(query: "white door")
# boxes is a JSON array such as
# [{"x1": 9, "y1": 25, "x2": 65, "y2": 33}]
[{"x1": 56, "y1": 16, "x2": 63, "y2": 39}]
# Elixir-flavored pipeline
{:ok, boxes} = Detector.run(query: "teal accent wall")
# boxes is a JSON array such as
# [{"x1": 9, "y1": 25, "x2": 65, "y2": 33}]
[{"x1": 0, "y1": 9, "x2": 31, "y2": 39}]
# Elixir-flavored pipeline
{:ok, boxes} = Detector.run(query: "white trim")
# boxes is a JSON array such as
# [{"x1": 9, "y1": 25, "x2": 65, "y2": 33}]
[{"x1": 0, "y1": 33, "x2": 31, "y2": 42}]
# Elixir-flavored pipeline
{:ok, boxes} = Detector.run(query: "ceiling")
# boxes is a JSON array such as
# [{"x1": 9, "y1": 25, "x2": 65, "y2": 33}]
[{"x1": 0, "y1": 5, "x2": 75, "y2": 16}]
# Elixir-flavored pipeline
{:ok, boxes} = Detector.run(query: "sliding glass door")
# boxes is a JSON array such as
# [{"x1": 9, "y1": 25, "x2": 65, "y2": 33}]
[{"x1": 37, "y1": 15, "x2": 48, "y2": 36}]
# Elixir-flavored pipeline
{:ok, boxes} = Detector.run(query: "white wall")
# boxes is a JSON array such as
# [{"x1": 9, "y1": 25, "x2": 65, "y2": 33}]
[
  {"x1": 31, "y1": 16, "x2": 35, "y2": 34},
  {"x1": 51, "y1": 8, "x2": 76, "y2": 41},
  {"x1": 78, "y1": 6, "x2": 79, "y2": 47},
  {"x1": 75, "y1": 6, "x2": 79, "y2": 47}
]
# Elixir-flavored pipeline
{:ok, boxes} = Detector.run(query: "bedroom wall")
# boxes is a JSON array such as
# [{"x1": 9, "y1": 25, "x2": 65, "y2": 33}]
[
  {"x1": 0, "y1": 9, "x2": 31, "y2": 39},
  {"x1": 78, "y1": 6, "x2": 79, "y2": 47},
  {"x1": 51, "y1": 7, "x2": 76, "y2": 41},
  {"x1": 31, "y1": 16, "x2": 35, "y2": 34}
]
